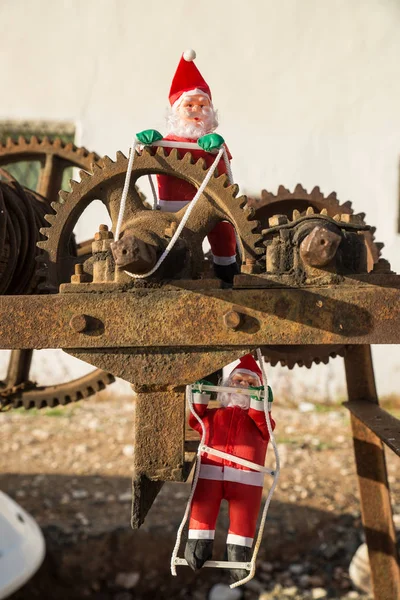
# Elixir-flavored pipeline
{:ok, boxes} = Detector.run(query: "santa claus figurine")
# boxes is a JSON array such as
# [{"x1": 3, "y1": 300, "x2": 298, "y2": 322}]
[
  {"x1": 136, "y1": 49, "x2": 238, "y2": 284},
  {"x1": 185, "y1": 354, "x2": 275, "y2": 582}
]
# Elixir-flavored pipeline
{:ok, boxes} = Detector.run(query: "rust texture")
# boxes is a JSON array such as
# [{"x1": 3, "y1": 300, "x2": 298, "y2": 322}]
[
  {"x1": 344, "y1": 345, "x2": 400, "y2": 600},
  {"x1": 343, "y1": 400, "x2": 400, "y2": 457},
  {"x1": 0, "y1": 138, "x2": 115, "y2": 410},
  {"x1": 0, "y1": 282, "x2": 400, "y2": 350},
  {"x1": 132, "y1": 389, "x2": 185, "y2": 482}
]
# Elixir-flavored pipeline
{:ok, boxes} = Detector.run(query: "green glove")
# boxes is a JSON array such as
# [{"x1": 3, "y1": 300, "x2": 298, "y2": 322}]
[
  {"x1": 197, "y1": 133, "x2": 225, "y2": 152},
  {"x1": 136, "y1": 129, "x2": 163, "y2": 145}
]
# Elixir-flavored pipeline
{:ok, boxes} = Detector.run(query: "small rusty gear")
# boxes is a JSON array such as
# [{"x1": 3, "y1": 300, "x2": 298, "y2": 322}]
[
  {"x1": 247, "y1": 184, "x2": 384, "y2": 369},
  {"x1": 0, "y1": 137, "x2": 115, "y2": 409},
  {"x1": 37, "y1": 146, "x2": 264, "y2": 289},
  {"x1": 248, "y1": 184, "x2": 383, "y2": 271}
]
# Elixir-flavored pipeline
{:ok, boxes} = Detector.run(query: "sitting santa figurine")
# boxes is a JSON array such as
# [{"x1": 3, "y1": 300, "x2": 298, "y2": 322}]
[
  {"x1": 136, "y1": 49, "x2": 238, "y2": 284},
  {"x1": 185, "y1": 354, "x2": 275, "y2": 582}
]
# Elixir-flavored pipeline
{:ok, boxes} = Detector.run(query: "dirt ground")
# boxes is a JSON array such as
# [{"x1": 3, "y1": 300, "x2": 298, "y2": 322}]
[{"x1": 0, "y1": 392, "x2": 398, "y2": 600}]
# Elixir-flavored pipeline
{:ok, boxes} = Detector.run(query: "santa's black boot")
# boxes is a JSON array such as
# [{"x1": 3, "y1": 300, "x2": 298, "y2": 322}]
[
  {"x1": 184, "y1": 539, "x2": 214, "y2": 571},
  {"x1": 213, "y1": 261, "x2": 240, "y2": 285},
  {"x1": 226, "y1": 544, "x2": 252, "y2": 582}
]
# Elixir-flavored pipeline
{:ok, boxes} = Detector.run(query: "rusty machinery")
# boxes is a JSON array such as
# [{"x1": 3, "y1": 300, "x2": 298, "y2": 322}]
[{"x1": 0, "y1": 139, "x2": 399, "y2": 599}]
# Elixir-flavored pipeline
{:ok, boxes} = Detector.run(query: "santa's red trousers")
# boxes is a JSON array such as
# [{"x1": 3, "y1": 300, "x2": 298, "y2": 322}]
[{"x1": 188, "y1": 472, "x2": 263, "y2": 546}]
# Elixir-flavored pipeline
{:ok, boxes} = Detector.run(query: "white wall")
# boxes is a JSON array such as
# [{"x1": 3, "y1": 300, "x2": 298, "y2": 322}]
[{"x1": 1, "y1": 0, "x2": 399, "y2": 398}]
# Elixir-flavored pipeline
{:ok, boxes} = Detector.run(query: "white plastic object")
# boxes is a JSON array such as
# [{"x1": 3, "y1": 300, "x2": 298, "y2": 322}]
[
  {"x1": 0, "y1": 491, "x2": 45, "y2": 599},
  {"x1": 173, "y1": 558, "x2": 250, "y2": 570}
]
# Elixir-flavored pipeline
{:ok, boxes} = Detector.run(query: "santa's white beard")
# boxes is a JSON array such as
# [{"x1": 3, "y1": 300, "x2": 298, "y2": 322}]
[
  {"x1": 166, "y1": 106, "x2": 219, "y2": 139},
  {"x1": 217, "y1": 378, "x2": 250, "y2": 410}
]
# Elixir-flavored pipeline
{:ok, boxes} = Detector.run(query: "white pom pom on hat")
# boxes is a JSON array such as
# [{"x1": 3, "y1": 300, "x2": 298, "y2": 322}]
[{"x1": 183, "y1": 49, "x2": 196, "y2": 61}]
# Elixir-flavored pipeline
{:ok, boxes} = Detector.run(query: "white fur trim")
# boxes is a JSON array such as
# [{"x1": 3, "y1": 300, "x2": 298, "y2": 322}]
[
  {"x1": 158, "y1": 199, "x2": 190, "y2": 212},
  {"x1": 192, "y1": 392, "x2": 211, "y2": 405},
  {"x1": 223, "y1": 466, "x2": 264, "y2": 487},
  {"x1": 172, "y1": 89, "x2": 212, "y2": 110},
  {"x1": 230, "y1": 369, "x2": 261, "y2": 385},
  {"x1": 226, "y1": 533, "x2": 253, "y2": 548},
  {"x1": 250, "y1": 398, "x2": 264, "y2": 411},
  {"x1": 212, "y1": 255, "x2": 236, "y2": 266},
  {"x1": 188, "y1": 529, "x2": 215, "y2": 540},
  {"x1": 199, "y1": 464, "x2": 223, "y2": 480}
]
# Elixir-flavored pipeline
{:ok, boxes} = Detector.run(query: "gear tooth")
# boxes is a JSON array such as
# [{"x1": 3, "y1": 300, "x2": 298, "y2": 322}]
[
  {"x1": 182, "y1": 151, "x2": 194, "y2": 164},
  {"x1": 41, "y1": 136, "x2": 50, "y2": 145},
  {"x1": 18, "y1": 135, "x2": 26, "y2": 145},
  {"x1": 294, "y1": 183, "x2": 306, "y2": 195},
  {"x1": 44, "y1": 213, "x2": 56, "y2": 224},
  {"x1": 341, "y1": 200, "x2": 352, "y2": 210},
  {"x1": 311, "y1": 185, "x2": 321, "y2": 196},
  {"x1": 304, "y1": 359, "x2": 313, "y2": 369},
  {"x1": 238, "y1": 196, "x2": 248, "y2": 209},
  {"x1": 91, "y1": 162, "x2": 102, "y2": 172},
  {"x1": 292, "y1": 209, "x2": 301, "y2": 220},
  {"x1": 245, "y1": 205, "x2": 256, "y2": 219},
  {"x1": 52, "y1": 137, "x2": 62, "y2": 148},
  {"x1": 155, "y1": 146, "x2": 166, "y2": 158},
  {"x1": 38, "y1": 227, "x2": 50, "y2": 239},
  {"x1": 333, "y1": 214, "x2": 341, "y2": 221},
  {"x1": 69, "y1": 178, "x2": 79, "y2": 190},
  {"x1": 327, "y1": 191, "x2": 337, "y2": 200},
  {"x1": 375, "y1": 242, "x2": 384, "y2": 251},
  {"x1": 58, "y1": 190, "x2": 70, "y2": 204},
  {"x1": 196, "y1": 157, "x2": 207, "y2": 170},
  {"x1": 169, "y1": 148, "x2": 179, "y2": 161},
  {"x1": 306, "y1": 206, "x2": 315, "y2": 215},
  {"x1": 30, "y1": 135, "x2": 39, "y2": 145},
  {"x1": 116, "y1": 150, "x2": 127, "y2": 161},
  {"x1": 320, "y1": 208, "x2": 328, "y2": 215},
  {"x1": 370, "y1": 226, "x2": 376, "y2": 234},
  {"x1": 100, "y1": 155, "x2": 115, "y2": 167},
  {"x1": 355, "y1": 212, "x2": 366, "y2": 222},
  {"x1": 260, "y1": 189, "x2": 270, "y2": 200},
  {"x1": 278, "y1": 185, "x2": 289, "y2": 196},
  {"x1": 79, "y1": 169, "x2": 90, "y2": 181},
  {"x1": 64, "y1": 141, "x2": 74, "y2": 151},
  {"x1": 216, "y1": 173, "x2": 229, "y2": 186},
  {"x1": 6, "y1": 137, "x2": 15, "y2": 148},
  {"x1": 228, "y1": 183, "x2": 239, "y2": 198},
  {"x1": 76, "y1": 146, "x2": 86, "y2": 156}
]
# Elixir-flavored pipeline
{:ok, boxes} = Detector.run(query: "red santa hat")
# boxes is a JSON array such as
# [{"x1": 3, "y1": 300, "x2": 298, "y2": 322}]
[
  {"x1": 169, "y1": 49, "x2": 212, "y2": 107},
  {"x1": 229, "y1": 354, "x2": 263, "y2": 384}
]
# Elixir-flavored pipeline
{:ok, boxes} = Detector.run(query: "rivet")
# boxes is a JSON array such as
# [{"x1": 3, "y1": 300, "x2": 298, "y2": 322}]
[
  {"x1": 69, "y1": 314, "x2": 89, "y2": 333},
  {"x1": 223, "y1": 310, "x2": 242, "y2": 330}
]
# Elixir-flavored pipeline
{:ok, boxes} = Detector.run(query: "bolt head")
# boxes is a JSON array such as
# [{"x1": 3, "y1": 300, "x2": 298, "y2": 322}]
[
  {"x1": 69, "y1": 314, "x2": 89, "y2": 333},
  {"x1": 223, "y1": 310, "x2": 242, "y2": 330}
]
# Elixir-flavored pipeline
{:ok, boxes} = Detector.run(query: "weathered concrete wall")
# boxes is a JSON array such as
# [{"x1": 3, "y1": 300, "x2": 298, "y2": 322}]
[{"x1": 0, "y1": 0, "x2": 399, "y2": 397}]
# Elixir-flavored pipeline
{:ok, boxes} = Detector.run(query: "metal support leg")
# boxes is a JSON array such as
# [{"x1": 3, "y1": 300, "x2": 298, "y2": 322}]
[
  {"x1": 344, "y1": 345, "x2": 400, "y2": 600},
  {"x1": 131, "y1": 387, "x2": 186, "y2": 528}
]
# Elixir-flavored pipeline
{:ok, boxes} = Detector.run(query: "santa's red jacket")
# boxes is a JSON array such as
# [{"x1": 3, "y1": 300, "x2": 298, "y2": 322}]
[
  {"x1": 189, "y1": 399, "x2": 275, "y2": 471},
  {"x1": 156, "y1": 134, "x2": 236, "y2": 261}
]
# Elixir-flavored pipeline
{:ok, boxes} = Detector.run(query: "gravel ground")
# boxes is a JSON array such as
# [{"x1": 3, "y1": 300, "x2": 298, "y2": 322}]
[{"x1": 0, "y1": 393, "x2": 398, "y2": 600}]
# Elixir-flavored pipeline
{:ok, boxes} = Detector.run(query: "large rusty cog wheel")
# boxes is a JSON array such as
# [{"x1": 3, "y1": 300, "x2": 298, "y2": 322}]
[
  {"x1": 0, "y1": 136, "x2": 115, "y2": 410},
  {"x1": 37, "y1": 146, "x2": 264, "y2": 290},
  {"x1": 246, "y1": 184, "x2": 384, "y2": 369}
]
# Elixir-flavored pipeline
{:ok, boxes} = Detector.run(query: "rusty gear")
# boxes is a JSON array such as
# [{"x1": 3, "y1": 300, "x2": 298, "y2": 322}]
[
  {"x1": 37, "y1": 146, "x2": 264, "y2": 289},
  {"x1": 248, "y1": 184, "x2": 383, "y2": 271},
  {"x1": 247, "y1": 184, "x2": 383, "y2": 369},
  {"x1": 0, "y1": 137, "x2": 115, "y2": 409}
]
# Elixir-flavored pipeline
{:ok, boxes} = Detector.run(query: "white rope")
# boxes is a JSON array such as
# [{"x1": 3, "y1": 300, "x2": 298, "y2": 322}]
[
  {"x1": 115, "y1": 138, "x2": 137, "y2": 241},
  {"x1": 170, "y1": 385, "x2": 208, "y2": 576},
  {"x1": 230, "y1": 350, "x2": 281, "y2": 589},
  {"x1": 147, "y1": 174, "x2": 158, "y2": 210},
  {"x1": 126, "y1": 148, "x2": 224, "y2": 279},
  {"x1": 222, "y1": 147, "x2": 234, "y2": 185}
]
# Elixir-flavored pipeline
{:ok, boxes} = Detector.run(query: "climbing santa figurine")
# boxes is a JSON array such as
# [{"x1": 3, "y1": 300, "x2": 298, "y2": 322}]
[
  {"x1": 136, "y1": 49, "x2": 238, "y2": 284},
  {"x1": 184, "y1": 354, "x2": 276, "y2": 583}
]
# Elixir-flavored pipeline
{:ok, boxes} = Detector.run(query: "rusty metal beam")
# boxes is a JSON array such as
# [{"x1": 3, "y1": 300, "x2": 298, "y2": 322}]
[
  {"x1": 344, "y1": 400, "x2": 400, "y2": 457},
  {"x1": 344, "y1": 346, "x2": 400, "y2": 600},
  {"x1": 1, "y1": 282, "x2": 400, "y2": 349}
]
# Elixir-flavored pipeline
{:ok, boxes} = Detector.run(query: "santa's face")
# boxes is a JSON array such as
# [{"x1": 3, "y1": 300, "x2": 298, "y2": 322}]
[
  {"x1": 166, "y1": 92, "x2": 218, "y2": 139},
  {"x1": 177, "y1": 94, "x2": 211, "y2": 125},
  {"x1": 218, "y1": 370, "x2": 260, "y2": 410}
]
